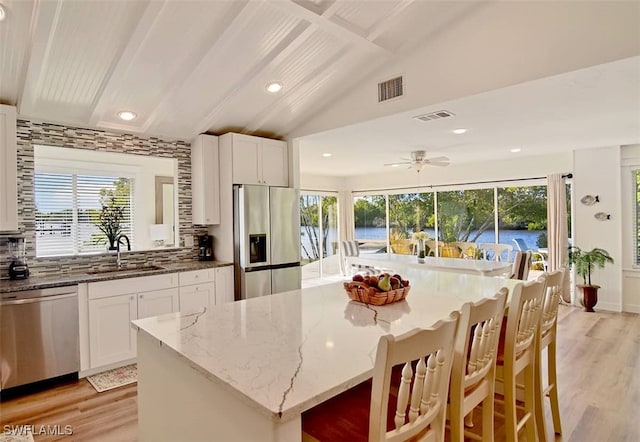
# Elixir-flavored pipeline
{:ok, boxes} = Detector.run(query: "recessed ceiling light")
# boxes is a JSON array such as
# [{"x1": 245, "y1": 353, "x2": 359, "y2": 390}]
[
  {"x1": 0, "y1": 4, "x2": 7, "y2": 22},
  {"x1": 391, "y1": 164, "x2": 399, "y2": 167},
  {"x1": 265, "y1": 82, "x2": 283, "y2": 93},
  {"x1": 117, "y1": 111, "x2": 137, "y2": 121},
  {"x1": 322, "y1": 153, "x2": 332, "y2": 157},
  {"x1": 452, "y1": 128, "x2": 467, "y2": 134},
  {"x1": 510, "y1": 148, "x2": 521, "y2": 153}
]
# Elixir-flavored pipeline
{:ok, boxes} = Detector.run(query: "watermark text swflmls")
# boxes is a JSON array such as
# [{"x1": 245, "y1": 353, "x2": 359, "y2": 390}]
[{"x1": 4, "y1": 424, "x2": 73, "y2": 436}]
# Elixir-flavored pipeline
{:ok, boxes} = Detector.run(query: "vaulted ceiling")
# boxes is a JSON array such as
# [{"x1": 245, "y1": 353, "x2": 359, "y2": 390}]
[
  {"x1": 1, "y1": 0, "x2": 638, "y2": 178},
  {"x1": 0, "y1": 0, "x2": 473, "y2": 140}
]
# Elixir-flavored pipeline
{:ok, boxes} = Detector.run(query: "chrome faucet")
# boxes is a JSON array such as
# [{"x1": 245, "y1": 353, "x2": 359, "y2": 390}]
[{"x1": 115, "y1": 234, "x2": 131, "y2": 269}]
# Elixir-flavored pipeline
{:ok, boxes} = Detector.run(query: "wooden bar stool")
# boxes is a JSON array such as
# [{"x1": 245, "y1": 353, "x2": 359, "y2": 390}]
[
  {"x1": 448, "y1": 288, "x2": 508, "y2": 442},
  {"x1": 495, "y1": 276, "x2": 547, "y2": 442},
  {"x1": 535, "y1": 268, "x2": 566, "y2": 439},
  {"x1": 302, "y1": 313, "x2": 459, "y2": 442}
]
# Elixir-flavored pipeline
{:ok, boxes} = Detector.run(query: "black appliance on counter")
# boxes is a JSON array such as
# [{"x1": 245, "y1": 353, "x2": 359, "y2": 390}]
[
  {"x1": 198, "y1": 234, "x2": 214, "y2": 261},
  {"x1": 8, "y1": 236, "x2": 29, "y2": 280}
]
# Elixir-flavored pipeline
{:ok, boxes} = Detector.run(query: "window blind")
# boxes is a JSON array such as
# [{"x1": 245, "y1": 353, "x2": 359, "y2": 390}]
[{"x1": 35, "y1": 173, "x2": 134, "y2": 256}]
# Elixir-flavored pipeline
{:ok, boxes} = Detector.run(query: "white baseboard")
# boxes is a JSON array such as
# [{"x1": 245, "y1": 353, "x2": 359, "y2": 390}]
[
  {"x1": 622, "y1": 304, "x2": 640, "y2": 314},
  {"x1": 593, "y1": 301, "x2": 622, "y2": 312}
]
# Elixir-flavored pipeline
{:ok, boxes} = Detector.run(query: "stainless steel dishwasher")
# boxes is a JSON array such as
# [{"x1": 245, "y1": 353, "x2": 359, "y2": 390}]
[{"x1": 0, "y1": 285, "x2": 79, "y2": 391}]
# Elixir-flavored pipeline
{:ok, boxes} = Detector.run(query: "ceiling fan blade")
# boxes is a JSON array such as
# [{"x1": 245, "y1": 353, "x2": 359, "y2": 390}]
[
  {"x1": 384, "y1": 161, "x2": 411, "y2": 166},
  {"x1": 425, "y1": 156, "x2": 450, "y2": 166}
]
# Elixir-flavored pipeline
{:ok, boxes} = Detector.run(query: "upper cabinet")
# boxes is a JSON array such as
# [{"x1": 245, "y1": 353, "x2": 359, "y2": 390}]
[
  {"x1": 221, "y1": 133, "x2": 288, "y2": 186},
  {"x1": 191, "y1": 134, "x2": 220, "y2": 225},
  {"x1": 0, "y1": 104, "x2": 18, "y2": 232}
]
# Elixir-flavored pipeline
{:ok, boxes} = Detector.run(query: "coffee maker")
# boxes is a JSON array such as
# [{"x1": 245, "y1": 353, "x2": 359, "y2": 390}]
[
  {"x1": 8, "y1": 236, "x2": 29, "y2": 280},
  {"x1": 198, "y1": 234, "x2": 213, "y2": 261}
]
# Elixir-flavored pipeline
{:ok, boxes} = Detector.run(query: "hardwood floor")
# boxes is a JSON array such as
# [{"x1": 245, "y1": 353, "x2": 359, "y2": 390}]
[{"x1": 1, "y1": 305, "x2": 638, "y2": 441}]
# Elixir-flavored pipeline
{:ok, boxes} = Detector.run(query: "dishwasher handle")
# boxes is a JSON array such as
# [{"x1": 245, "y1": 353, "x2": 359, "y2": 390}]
[{"x1": 0, "y1": 292, "x2": 77, "y2": 306}]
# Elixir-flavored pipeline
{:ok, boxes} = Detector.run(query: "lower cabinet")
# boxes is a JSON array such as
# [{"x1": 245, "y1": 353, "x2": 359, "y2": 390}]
[
  {"x1": 84, "y1": 267, "x2": 234, "y2": 371},
  {"x1": 215, "y1": 266, "x2": 235, "y2": 304},
  {"x1": 87, "y1": 273, "x2": 179, "y2": 369},
  {"x1": 88, "y1": 293, "x2": 138, "y2": 368}
]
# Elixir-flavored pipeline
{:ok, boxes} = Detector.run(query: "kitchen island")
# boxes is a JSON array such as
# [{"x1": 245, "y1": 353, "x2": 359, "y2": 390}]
[{"x1": 134, "y1": 267, "x2": 520, "y2": 442}]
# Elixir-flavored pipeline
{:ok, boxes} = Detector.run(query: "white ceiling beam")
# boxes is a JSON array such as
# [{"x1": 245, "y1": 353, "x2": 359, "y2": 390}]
[
  {"x1": 367, "y1": 0, "x2": 416, "y2": 41},
  {"x1": 271, "y1": 0, "x2": 393, "y2": 56},
  {"x1": 190, "y1": 19, "x2": 313, "y2": 138},
  {"x1": 18, "y1": 0, "x2": 63, "y2": 115},
  {"x1": 88, "y1": 1, "x2": 168, "y2": 126},
  {"x1": 141, "y1": 0, "x2": 269, "y2": 135}
]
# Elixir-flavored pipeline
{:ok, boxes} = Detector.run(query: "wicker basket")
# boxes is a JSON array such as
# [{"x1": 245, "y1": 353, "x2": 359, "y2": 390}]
[{"x1": 343, "y1": 281, "x2": 410, "y2": 306}]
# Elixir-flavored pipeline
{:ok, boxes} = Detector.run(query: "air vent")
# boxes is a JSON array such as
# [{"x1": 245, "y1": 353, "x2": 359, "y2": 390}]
[
  {"x1": 378, "y1": 76, "x2": 403, "y2": 102},
  {"x1": 413, "y1": 110, "x2": 455, "y2": 122}
]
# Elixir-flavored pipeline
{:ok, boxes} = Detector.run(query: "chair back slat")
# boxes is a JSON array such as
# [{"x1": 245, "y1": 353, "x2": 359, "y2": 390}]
[
  {"x1": 369, "y1": 313, "x2": 459, "y2": 442},
  {"x1": 506, "y1": 277, "x2": 547, "y2": 363},
  {"x1": 541, "y1": 268, "x2": 566, "y2": 336}
]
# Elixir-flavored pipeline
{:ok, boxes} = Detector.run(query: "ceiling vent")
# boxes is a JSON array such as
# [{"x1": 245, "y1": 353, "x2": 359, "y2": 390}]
[
  {"x1": 378, "y1": 76, "x2": 403, "y2": 102},
  {"x1": 413, "y1": 110, "x2": 455, "y2": 122}
]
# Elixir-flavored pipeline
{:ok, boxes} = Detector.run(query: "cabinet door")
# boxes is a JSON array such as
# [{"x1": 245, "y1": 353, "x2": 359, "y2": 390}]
[
  {"x1": 191, "y1": 134, "x2": 220, "y2": 225},
  {"x1": 179, "y1": 283, "x2": 214, "y2": 313},
  {"x1": 261, "y1": 139, "x2": 288, "y2": 186},
  {"x1": 231, "y1": 134, "x2": 261, "y2": 185},
  {"x1": 89, "y1": 294, "x2": 137, "y2": 368},
  {"x1": 0, "y1": 104, "x2": 18, "y2": 231},
  {"x1": 137, "y1": 288, "x2": 180, "y2": 319},
  {"x1": 215, "y1": 266, "x2": 235, "y2": 304}
]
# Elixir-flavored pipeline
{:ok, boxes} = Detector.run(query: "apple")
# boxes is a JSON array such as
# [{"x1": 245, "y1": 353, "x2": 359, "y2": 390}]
[{"x1": 352, "y1": 274, "x2": 364, "y2": 282}]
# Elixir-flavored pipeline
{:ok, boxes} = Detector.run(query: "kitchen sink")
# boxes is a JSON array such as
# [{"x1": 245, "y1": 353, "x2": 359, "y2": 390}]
[{"x1": 86, "y1": 265, "x2": 165, "y2": 275}]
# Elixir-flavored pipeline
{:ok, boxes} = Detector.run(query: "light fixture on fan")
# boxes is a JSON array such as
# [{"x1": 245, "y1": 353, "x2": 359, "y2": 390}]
[{"x1": 385, "y1": 150, "x2": 450, "y2": 173}]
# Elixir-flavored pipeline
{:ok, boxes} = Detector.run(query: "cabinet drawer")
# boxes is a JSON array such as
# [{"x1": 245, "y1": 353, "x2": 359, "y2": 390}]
[
  {"x1": 88, "y1": 273, "x2": 178, "y2": 299},
  {"x1": 179, "y1": 269, "x2": 214, "y2": 286}
]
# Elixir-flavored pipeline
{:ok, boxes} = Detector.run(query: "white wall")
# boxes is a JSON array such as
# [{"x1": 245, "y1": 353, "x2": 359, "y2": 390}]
[
  {"x1": 291, "y1": 2, "x2": 640, "y2": 139},
  {"x1": 573, "y1": 147, "x2": 623, "y2": 311},
  {"x1": 621, "y1": 145, "x2": 640, "y2": 312},
  {"x1": 301, "y1": 152, "x2": 572, "y2": 193}
]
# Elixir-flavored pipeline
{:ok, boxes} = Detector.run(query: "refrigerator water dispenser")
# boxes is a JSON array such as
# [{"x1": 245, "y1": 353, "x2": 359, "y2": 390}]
[{"x1": 249, "y1": 234, "x2": 267, "y2": 264}]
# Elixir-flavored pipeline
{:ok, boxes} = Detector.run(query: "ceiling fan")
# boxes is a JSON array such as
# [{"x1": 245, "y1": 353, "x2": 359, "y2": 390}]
[{"x1": 385, "y1": 150, "x2": 450, "y2": 173}]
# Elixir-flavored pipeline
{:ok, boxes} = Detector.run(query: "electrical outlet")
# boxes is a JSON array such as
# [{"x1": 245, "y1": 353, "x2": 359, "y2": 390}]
[{"x1": 184, "y1": 235, "x2": 194, "y2": 247}]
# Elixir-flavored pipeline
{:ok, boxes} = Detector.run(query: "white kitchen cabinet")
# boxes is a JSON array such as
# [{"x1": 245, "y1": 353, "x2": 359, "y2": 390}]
[
  {"x1": 191, "y1": 134, "x2": 220, "y2": 225},
  {"x1": 0, "y1": 104, "x2": 18, "y2": 231},
  {"x1": 89, "y1": 293, "x2": 138, "y2": 368},
  {"x1": 215, "y1": 266, "x2": 235, "y2": 304},
  {"x1": 137, "y1": 288, "x2": 179, "y2": 319},
  {"x1": 222, "y1": 133, "x2": 288, "y2": 186},
  {"x1": 87, "y1": 273, "x2": 179, "y2": 369},
  {"x1": 179, "y1": 268, "x2": 215, "y2": 312}
]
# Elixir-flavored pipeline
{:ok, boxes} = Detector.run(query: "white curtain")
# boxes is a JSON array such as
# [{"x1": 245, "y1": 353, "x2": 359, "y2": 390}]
[
  {"x1": 547, "y1": 173, "x2": 571, "y2": 302},
  {"x1": 338, "y1": 190, "x2": 354, "y2": 274}
]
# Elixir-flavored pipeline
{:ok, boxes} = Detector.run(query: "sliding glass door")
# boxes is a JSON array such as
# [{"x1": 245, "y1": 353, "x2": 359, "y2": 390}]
[{"x1": 300, "y1": 193, "x2": 338, "y2": 281}]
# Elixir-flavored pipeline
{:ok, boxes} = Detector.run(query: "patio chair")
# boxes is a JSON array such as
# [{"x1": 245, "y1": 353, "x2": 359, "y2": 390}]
[
  {"x1": 512, "y1": 238, "x2": 547, "y2": 270},
  {"x1": 341, "y1": 240, "x2": 381, "y2": 276}
]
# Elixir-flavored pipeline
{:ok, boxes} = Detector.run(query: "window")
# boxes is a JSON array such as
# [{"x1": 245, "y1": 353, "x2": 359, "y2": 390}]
[
  {"x1": 35, "y1": 173, "x2": 134, "y2": 256},
  {"x1": 300, "y1": 193, "x2": 338, "y2": 280},
  {"x1": 353, "y1": 195, "x2": 386, "y2": 254},
  {"x1": 635, "y1": 169, "x2": 640, "y2": 265},
  {"x1": 388, "y1": 192, "x2": 434, "y2": 255}
]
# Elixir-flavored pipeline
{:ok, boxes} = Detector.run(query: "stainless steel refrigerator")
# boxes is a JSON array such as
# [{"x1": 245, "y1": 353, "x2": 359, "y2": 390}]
[{"x1": 234, "y1": 185, "x2": 301, "y2": 300}]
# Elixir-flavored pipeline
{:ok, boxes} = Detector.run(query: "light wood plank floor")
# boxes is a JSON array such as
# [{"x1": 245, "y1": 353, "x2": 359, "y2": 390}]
[{"x1": 1, "y1": 305, "x2": 638, "y2": 441}]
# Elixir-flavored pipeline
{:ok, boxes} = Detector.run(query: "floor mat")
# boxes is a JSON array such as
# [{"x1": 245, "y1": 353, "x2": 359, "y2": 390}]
[{"x1": 86, "y1": 364, "x2": 137, "y2": 393}]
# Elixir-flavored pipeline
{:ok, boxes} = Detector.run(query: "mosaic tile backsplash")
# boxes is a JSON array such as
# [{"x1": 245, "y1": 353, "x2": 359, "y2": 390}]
[{"x1": 0, "y1": 120, "x2": 209, "y2": 278}]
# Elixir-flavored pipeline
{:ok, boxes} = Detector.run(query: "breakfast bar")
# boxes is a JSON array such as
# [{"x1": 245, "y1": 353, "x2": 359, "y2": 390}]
[{"x1": 134, "y1": 268, "x2": 519, "y2": 442}]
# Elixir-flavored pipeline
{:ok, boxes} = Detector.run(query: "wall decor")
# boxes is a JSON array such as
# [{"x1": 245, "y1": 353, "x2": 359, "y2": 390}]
[
  {"x1": 580, "y1": 194, "x2": 599, "y2": 206},
  {"x1": 594, "y1": 212, "x2": 611, "y2": 221}
]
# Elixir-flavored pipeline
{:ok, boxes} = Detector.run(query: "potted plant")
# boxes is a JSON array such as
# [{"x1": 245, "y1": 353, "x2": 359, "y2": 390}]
[
  {"x1": 567, "y1": 246, "x2": 614, "y2": 312},
  {"x1": 96, "y1": 198, "x2": 126, "y2": 250}
]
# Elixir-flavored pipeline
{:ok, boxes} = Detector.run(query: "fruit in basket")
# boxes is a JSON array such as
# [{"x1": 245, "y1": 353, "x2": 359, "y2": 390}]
[
  {"x1": 402, "y1": 279, "x2": 410, "y2": 287},
  {"x1": 378, "y1": 275, "x2": 391, "y2": 292},
  {"x1": 352, "y1": 274, "x2": 364, "y2": 282},
  {"x1": 390, "y1": 276, "x2": 401, "y2": 290},
  {"x1": 369, "y1": 275, "x2": 378, "y2": 286}
]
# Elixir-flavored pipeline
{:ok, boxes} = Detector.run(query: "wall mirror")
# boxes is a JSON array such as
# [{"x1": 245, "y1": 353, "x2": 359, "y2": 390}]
[{"x1": 34, "y1": 145, "x2": 178, "y2": 256}]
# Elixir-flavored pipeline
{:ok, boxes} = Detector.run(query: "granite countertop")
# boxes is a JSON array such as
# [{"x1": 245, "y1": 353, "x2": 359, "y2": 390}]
[{"x1": 0, "y1": 260, "x2": 233, "y2": 293}]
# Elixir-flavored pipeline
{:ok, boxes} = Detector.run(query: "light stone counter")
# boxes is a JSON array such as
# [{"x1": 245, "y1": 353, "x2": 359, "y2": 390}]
[{"x1": 134, "y1": 267, "x2": 520, "y2": 442}]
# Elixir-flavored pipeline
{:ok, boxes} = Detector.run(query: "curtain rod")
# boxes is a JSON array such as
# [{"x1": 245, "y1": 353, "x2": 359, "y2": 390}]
[{"x1": 352, "y1": 173, "x2": 573, "y2": 194}]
